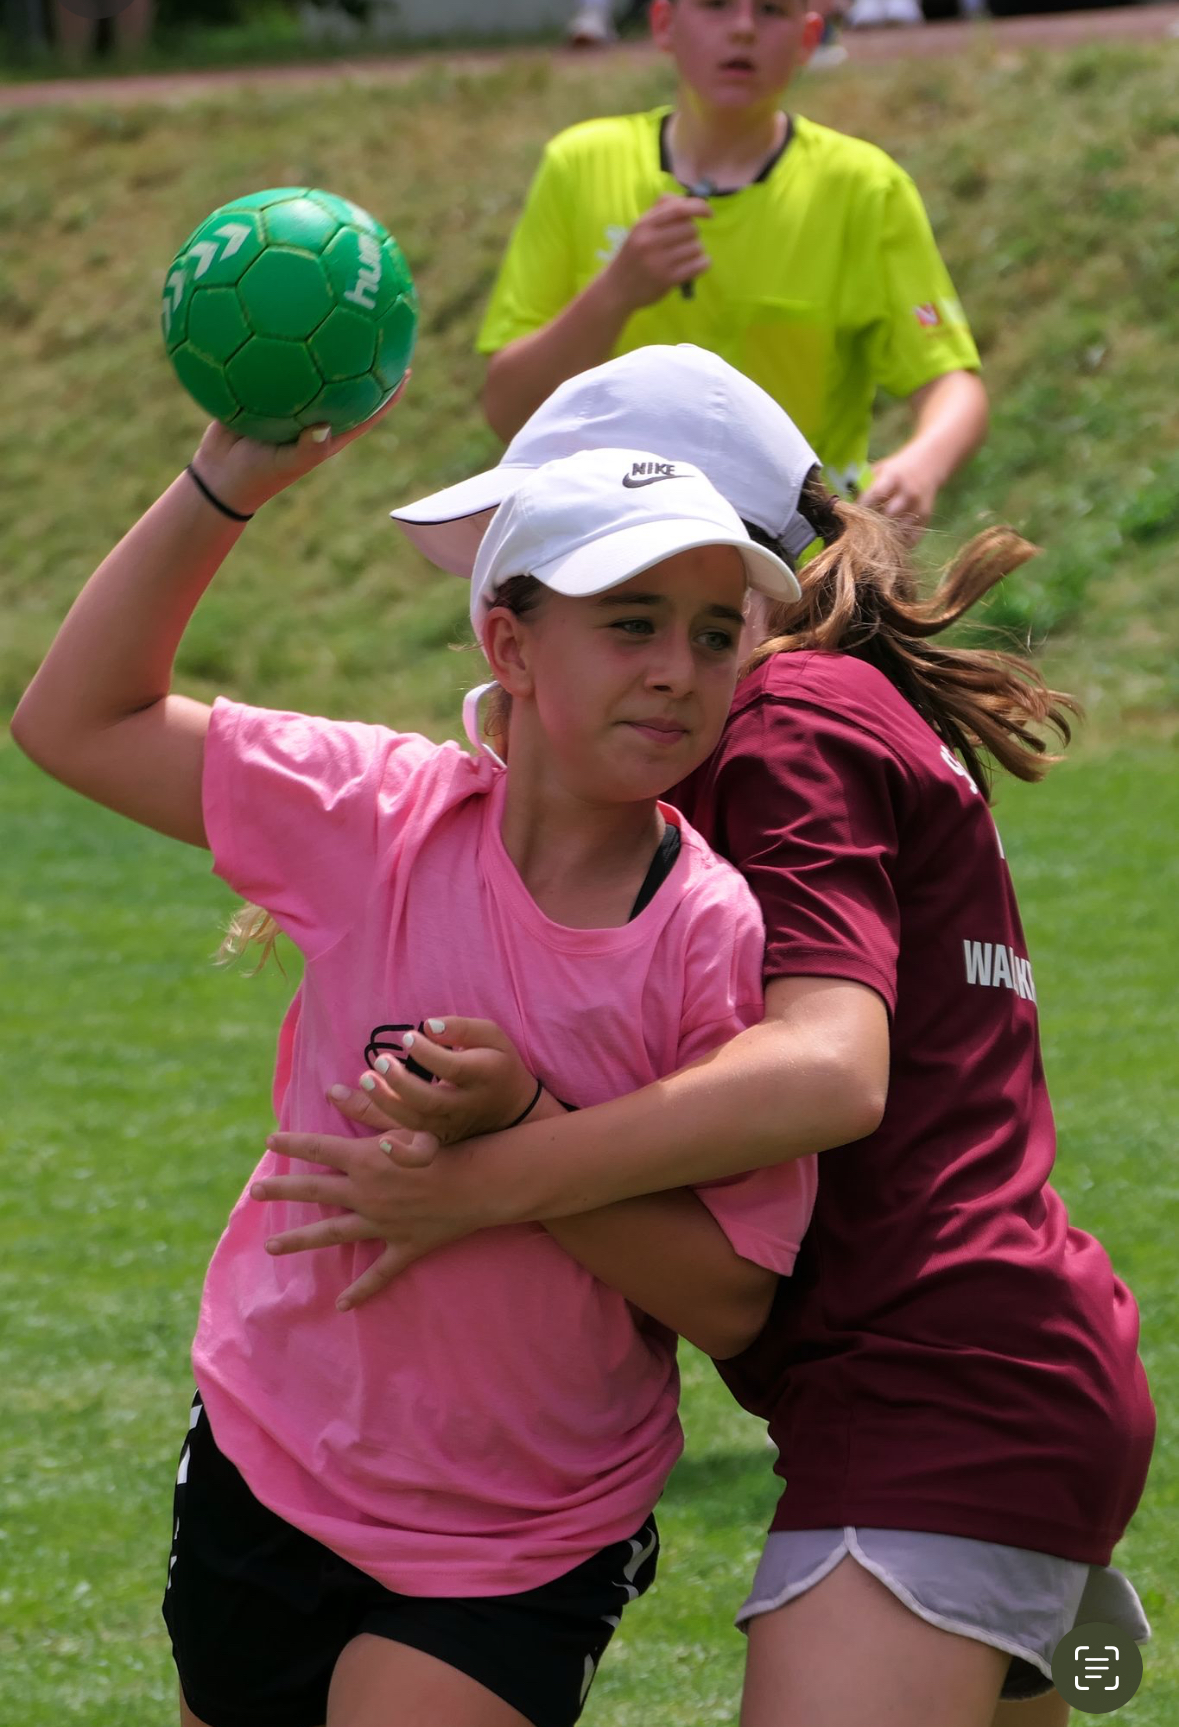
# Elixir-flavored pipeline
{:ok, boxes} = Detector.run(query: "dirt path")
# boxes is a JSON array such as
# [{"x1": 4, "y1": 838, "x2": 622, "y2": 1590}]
[{"x1": 2, "y1": 4, "x2": 1177, "y2": 110}]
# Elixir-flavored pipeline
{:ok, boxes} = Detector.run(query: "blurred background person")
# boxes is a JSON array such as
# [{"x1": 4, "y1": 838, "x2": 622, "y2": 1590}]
[
  {"x1": 567, "y1": 0, "x2": 618, "y2": 46},
  {"x1": 486, "y1": 0, "x2": 987, "y2": 533},
  {"x1": 51, "y1": 0, "x2": 155, "y2": 63}
]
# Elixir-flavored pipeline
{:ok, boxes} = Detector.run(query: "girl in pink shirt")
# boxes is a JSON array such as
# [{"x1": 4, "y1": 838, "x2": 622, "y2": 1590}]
[
  {"x1": 13, "y1": 403, "x2": 828, "y2": 1727},
  {"x1": 262, "y1": 349, "x2": 1153, "y2": 1727}
]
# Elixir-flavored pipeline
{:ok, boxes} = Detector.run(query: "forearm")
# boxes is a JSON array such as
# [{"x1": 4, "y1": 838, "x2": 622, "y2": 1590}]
[
  {"x1": 469, "y1": 985, "x2": 886, "y2": 1226},
  {"x1": 899, "y1": 370, "x2": 989, "y2": 485},
  {"x1": 481, "y1": 272, "x2": 632, "y2": 442},
  {"x1": 546, "y1": 1190, "x2": 775, "y2": 1360}
]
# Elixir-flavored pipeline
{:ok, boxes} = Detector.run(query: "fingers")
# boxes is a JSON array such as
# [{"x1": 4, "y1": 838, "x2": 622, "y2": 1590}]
[
  {"x1": 332, "y1": 1065, "x2": 439, "y2": 1132},
  {"x1": 265, "y1": 1130, "x2": 386, "y2": 1170},
  {"x1": 250, "y1": 1169, "x2": 356, "y2": 1206},
  {"x1": 391, "y1": 1027, "x2": 464, "y2": 1081},
  {"x1": 336, "y1": 1245, "x2": 412, "y2": 1312},
  {"x1": 648, "y1": 194, "x2": 713, "y2": 223},
  {"x1": 315, "y1": 374, "x2": 410, "y2": 455},
  {"x1": 263, "y1": 1211, "x2": 381, "y2": 1256},
  {"x1": 381, "y1": 1131, "x2": 440, "y2": 1169},
  {"x1": 285, "y1": 373, "x2": 409, "y2": 466},
  {"x1": 862, "y1": 455, "x2": 935, "y2": 534},
  {"x1": 416, "y1": 1017, "x2": 513, "y2": 1055},
  {"x1": 356, "y1": 1044, "x2": 458, "y2": 1124},
  {"x1": 327, "y1": 1081, "x2": 410, "y2": 1131},
  {"x1": 666, "y1": 248, "x2": 711, "y2": 286}
]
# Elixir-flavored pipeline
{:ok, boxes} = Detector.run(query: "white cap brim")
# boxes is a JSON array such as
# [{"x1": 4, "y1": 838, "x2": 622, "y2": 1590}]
[
  {"x1": 532, "y1": 519, "x2": 800, "y2": 605},
  {"x1": 392, "y1": 468, "x2": 526, "y2": 577}
]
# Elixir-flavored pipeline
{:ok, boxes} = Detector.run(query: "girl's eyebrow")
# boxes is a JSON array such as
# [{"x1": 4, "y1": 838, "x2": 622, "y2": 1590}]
[{"x1": 594, "y1": 594, "x2": 746, "y2": 626}]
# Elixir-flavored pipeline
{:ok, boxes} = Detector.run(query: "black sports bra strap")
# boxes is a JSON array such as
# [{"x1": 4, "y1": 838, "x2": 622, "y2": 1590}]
[{"x1": 628, "y1": 822, "x2": 683, "y2": 921}]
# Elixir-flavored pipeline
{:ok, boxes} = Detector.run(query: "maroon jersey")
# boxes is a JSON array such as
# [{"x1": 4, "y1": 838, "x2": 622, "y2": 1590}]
[{"x1": 671, "y1": 651, "x2": 1153, "y2": 1565}]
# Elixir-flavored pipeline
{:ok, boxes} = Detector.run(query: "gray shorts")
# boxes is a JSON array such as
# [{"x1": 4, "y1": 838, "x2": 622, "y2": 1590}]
[{"x1": 737, "y1": 1526, "x2": 1150, "y2": 1701}]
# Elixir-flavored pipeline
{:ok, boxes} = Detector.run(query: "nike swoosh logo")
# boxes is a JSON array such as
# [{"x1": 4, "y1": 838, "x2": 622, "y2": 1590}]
[{"x1": 621, "y1": 473, "x2": 690, "y2": 489}]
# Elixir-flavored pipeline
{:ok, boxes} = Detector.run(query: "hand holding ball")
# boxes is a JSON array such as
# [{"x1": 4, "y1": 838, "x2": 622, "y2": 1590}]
[{"x1": 162, "y1": 188, "x2": 418, "y2": 443}]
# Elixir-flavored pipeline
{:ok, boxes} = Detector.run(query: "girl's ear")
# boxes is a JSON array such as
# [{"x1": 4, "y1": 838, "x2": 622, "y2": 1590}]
[
  {"x1": 482, "y1": 607, "x2": 535, "y2": 699},
  {"x1": 649, "y1": 0, "x2": 675, "y2": 53},
  {"x1": 800, "y1": 10, "x2": 827, "y2": 57}
]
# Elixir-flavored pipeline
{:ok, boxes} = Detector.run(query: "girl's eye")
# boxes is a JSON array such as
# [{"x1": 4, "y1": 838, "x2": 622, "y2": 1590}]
[
  {"x1": 698, "y1": 630, "x2": 737, "y2": 654},
  {"x1": 612, "y1": 618, "x2": 655, "y2": 637}
]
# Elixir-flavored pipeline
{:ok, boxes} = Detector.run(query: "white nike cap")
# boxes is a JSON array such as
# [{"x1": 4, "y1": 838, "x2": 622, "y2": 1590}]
[
  {"x1": 393, "y1": 345, "x2": 823, "y2": 578},
  {"x1": 469, "y1": 446, "x2": 800, "y2": 640}
]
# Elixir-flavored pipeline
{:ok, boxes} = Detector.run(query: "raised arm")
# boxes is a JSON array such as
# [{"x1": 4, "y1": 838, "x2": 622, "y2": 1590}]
[
  {"x1": 11, "y1": 404, "x2": 400, "y2": 845},
  {"x1": 11, "y1": 459, "x2": 229, "y2": 846},
  {"x1": 482, "y1": 196, "x2": 712, "y2": 442}
]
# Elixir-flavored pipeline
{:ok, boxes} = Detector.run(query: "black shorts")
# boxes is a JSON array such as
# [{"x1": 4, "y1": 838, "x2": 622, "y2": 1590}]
[{"x1": 162, "y1": 1395, "x2": 659, "y2": 1727}]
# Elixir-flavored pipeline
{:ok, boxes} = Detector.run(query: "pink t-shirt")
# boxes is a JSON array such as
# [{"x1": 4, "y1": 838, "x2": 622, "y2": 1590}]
[{"x1": 195, "y1": 700, "x2": 815, "y2": 1596}]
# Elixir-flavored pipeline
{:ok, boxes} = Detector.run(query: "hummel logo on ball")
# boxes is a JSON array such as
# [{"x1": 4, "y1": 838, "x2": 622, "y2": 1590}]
[{"x1": 622, "y1": 462, "x2": 687, "y2": 488}]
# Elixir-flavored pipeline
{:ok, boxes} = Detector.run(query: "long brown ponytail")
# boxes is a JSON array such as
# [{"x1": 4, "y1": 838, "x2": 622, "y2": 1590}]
[{"x1": 747, "y1": 473, "x2": 1080, "y2": 800}]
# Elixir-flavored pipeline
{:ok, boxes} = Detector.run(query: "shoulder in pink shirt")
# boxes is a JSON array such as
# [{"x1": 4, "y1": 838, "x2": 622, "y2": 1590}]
[{"x1": 195, "y1": 699, "x2": 815, "y2": 1596}]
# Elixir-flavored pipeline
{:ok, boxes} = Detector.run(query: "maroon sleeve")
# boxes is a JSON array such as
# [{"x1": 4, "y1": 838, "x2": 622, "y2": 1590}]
[{"x1": 711, "y1": 697, "x2": 906, "y2": 1010}]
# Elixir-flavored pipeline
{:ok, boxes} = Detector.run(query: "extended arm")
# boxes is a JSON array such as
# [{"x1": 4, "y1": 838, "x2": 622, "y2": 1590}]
[
  {"x1": 316, "y1": 1021, "x2": 782, "y2": 1343},
  {"x1": 482, "y1": 196, "x2": 712, "y2": 441},
  {"x1": 862, "y1": 369, "x2": 989, "y2": 530},
  {"x1": 476, "y1": 975, "x2": 886, "y2": 1220},
  {"x1": 256, "y1": 974, "x2": 889, "y2": 1304}
]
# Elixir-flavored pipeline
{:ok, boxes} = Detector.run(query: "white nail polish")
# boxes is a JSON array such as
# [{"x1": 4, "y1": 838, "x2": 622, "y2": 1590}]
[
  {"x1": 427, "y1": 1019, "x2": 446, "y2": 1033},
  {"x1": 310, "y1": 425, "x2": 330, "y2": 444},
  {"x1": 328, "y1": 1084, "x2": 350, "y2": 1101},
  {"x1": 360, "y1": 1073, "x2": 377, "y2": 1091},
  {"x1": 402, "y1": 1031, "x2": 415, "y2": 1049},
  {"x1": 375, "y1": 1057, "x2": 391, "y2": 1075}
]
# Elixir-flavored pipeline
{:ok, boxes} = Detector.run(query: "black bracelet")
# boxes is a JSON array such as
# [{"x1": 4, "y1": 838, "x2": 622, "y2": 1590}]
[
  {"x1": 504, "y1": 1076, "x2": 544, "y2": 1130},
  {"x1": 185, "y1": 462, "x2": 254, "y2": 523}
]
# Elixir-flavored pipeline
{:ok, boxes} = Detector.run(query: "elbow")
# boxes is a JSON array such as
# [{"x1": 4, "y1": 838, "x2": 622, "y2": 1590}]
[
  {"x1": 817, "y1": 1029, "x2": 889, "y2": 1147},
  {"x1": 836, "y1": 1070, "x2": 888, "y2": 1145},
  {"x1": 481, "y1": 357, "x2": 519, "y2": 444},
  {"x1": 699, "y1": 1271, "x2": 777, "y2": 1362},
  {"x1": 10, "y1": 692, "x2": 54, "y2": 773},
  {"x1": 969, "y1": 372, "x2": 990, "y2": 446}
]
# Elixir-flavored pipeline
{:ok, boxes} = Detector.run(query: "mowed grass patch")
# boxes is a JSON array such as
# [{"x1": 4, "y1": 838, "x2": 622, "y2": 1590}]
[
  {"x1": 2, "y1": 40, "x2": 1178, "y2": 733},
  {"x1": 1, "y1": 740, "x2": 1176, "y2": 1724}
]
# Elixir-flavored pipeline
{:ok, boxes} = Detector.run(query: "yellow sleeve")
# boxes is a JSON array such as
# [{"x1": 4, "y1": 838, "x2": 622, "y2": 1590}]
[
  {"x1": 868, "y1": 170, "x2": 981, "y2": 400},
  {"x1": 476, "y1": 140, "x2": 579, "y2": 356}
]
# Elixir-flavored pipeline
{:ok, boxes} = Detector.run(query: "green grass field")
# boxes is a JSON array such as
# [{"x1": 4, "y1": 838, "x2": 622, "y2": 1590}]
[{"x1": 1, "y1": 34, "x2": 1177, "y2": 1726}]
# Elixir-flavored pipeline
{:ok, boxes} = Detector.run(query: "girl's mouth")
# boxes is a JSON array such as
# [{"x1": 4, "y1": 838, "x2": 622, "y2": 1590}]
[{"x1": 626, "y1": 721, "x2": 689, "y2": 745}]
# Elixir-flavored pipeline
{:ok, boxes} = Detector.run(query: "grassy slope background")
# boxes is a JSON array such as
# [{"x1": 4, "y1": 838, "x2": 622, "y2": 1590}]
[{"x1": 1, "y1": 38, "x2": 1176, "y2": 1725}]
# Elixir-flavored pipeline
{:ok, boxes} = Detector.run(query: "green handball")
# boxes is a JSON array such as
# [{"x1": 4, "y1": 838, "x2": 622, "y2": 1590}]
[{"x1": 161, "y1": 188, "x2": 418, "y2": 443}]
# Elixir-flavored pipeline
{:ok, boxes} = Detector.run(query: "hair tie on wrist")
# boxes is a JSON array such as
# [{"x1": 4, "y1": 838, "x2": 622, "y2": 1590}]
[
  {"x1": 504, "y1": 1076, "x2": 544, "y2": 1130},
  {"x1": 185, "y1": 463, "x2": 254, "y2": 523}
]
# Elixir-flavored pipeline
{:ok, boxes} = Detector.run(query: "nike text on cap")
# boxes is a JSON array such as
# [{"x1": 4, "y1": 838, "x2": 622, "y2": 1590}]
[
  {"x1": 468, "y1": 446, "x2": 801, "y2": 641},
  {"x1": 392, "y1": 345, "x2": 822, "y2": 578}
]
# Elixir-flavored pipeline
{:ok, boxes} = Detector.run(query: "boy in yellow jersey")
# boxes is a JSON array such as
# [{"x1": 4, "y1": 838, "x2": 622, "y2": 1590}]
[{"x1": 479, "y1": 0, "x2": 987, "y2": 531}]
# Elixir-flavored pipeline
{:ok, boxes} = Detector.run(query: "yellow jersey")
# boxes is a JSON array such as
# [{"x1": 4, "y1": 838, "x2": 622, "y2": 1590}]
[{"x1": 478, "y1": 108, "x2": 980, "y2": 491}]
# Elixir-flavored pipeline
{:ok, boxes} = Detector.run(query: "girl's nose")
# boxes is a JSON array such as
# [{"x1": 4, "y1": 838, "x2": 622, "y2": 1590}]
[{"x1": 646, "y1": 635, "x2": 696, "y2": 696}]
